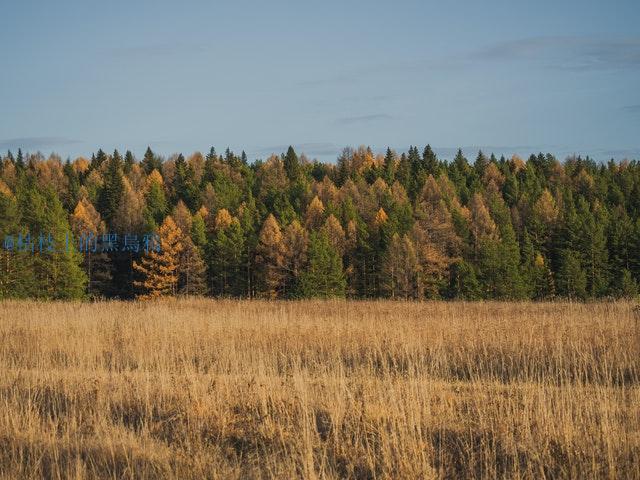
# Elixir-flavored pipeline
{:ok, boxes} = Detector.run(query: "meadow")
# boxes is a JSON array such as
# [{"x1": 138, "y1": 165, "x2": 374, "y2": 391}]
[{"x1": 0, "y1": 300, "x2": 638, "y2": 479}]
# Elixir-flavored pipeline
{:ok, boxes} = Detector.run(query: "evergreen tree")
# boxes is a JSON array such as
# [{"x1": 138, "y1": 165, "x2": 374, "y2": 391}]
[
  {"x1": 422, "y1": 144, "x2": 438, "y2": 176},
  {"x1": 283, "y1": 146, "x2": 300, "y2": 181},
  {"x1": 297, "y1": 232, "x2": 346, "y2": 298},
  {"x1": 382, "y1": 148, "x2": 395, "y2": 185},
  {"x1": 17, "y1": 179, "x2": 87, "y2": 299},
  {"x1": 124, "y1": 150, "x2": 135, "y2": 174},
  {"x1": 141, "y1": 147, "x2": 162, "y2": 174},
  {"x1": 556, "y1": 249, "x2": 587, "y2": 299},
  {"x1": 208, "y1": 210, "x2": 245, "y2": 296},
  {"x1": 15, "y1": 148, "x2": 25, "y2": 170},
  {"x1": 172, "y1": 154, "x2": 199, "y2": 210},
  {"x1": 143, "y1": 169, "x2": 167, "y2": 230},
  {"x1": 97, "y1": 150, "x2": 125, "y2": 226},
  {"x1": 447, "y1": 260, "x2": 481, "y2": 300},
  {"x1": 0, "y1": 186, "x2": 35, "y2": 298}
]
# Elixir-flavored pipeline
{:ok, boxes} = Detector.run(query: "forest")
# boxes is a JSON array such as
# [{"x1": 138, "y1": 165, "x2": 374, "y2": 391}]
[{"x1": 0, "y1": 144, "x2": 639, "y2": 300}]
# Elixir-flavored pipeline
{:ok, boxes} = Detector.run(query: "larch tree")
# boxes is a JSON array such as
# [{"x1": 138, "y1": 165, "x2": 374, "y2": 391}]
[
  {"x1": 255, "y1": 214, "x2": 286, "y2": 298},
  {"x1": 305, "y1": 196, "x2": 325, "y2": 231},
  {"x1": 282, "y1": 219, "x2": 308, "y2": 296},
  {"x1": 321, "y1": 214, "x2": 346, "y2": 256},
  {"x1": 70, "y1": 196, "x2": 112, "y2": 297},
  {"x1": 382, "y1": 233, "x2": 420, "y2": 299},
  {"x1": 133, "y1": 215, "x2": 183, "y2": 299}
]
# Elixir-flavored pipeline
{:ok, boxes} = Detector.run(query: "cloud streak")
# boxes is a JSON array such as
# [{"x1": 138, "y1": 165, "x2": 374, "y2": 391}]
[
  {"x1": 471, "y1": 36, "x2": 640, "y2": 71},
  {"x1": 622, "y1": 104, "x2": 640, "y2": 114},
  {"x1": 0, "y1": 137, "x2": 82, "y2": 151}
]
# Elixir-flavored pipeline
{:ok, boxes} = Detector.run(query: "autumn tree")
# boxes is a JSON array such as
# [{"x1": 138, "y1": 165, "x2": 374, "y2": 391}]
[
  {"x1": 255, "y1": 214, "x2": 286, "y2": 298},
  {"x1": 133, "y1": 216, "x2": 183, "y2": 299},
  {"x1": 382, "y1": 233, "x2": 420, "y2": 299},
  {"x1": 70, "y1": 197, "x2": 112, "y2": 297},
  {"x1": 305, "y1": 196, "x2": 325, "y2": 231}
]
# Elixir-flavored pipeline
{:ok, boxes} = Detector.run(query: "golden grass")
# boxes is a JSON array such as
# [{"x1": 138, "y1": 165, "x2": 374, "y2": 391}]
[{"x1": 0, "y1": 299, "x2": 638, "y2": 479}]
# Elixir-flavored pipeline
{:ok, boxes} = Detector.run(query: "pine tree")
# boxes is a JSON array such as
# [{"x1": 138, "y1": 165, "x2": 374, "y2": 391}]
[
  {"x1": 133, "y1": 216, "x2": 183, "y2": 299},
  {"x1": 298, "y1": 232, "x2": 346, "y2": 298}
]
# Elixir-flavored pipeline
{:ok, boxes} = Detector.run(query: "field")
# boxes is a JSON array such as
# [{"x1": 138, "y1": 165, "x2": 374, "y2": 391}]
[{"x1": 0, "y1": 300, "x2": 638, "y2": 479}]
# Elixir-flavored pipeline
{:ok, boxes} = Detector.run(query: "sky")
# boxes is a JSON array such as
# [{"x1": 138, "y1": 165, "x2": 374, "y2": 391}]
[{"x1": 1, "y1": 0, "x2": 639, "y2": 163}]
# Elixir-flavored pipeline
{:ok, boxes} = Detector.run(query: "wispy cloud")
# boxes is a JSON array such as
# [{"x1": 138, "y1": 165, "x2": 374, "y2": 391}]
[
  {"x1": 471, "y1": 36, "x2": 640, "y2": 71},
  {"x1": 0, "y1": 137, "x2": 82, "y2": 151},
  {"x1": 622, "y1": 104, "x2": 640, "y2": 114},
  {"x1": 335, "y1": 114, "x2": 392, "y2": 125},
  {"x1": 108, "y1": 42, "x2": 208, "y2": 59}
]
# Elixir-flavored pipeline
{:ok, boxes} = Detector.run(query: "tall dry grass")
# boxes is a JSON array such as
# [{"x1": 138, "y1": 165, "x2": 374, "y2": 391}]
[{"x1": 0, "y1": 299, "x2": 638, "y2": 479}]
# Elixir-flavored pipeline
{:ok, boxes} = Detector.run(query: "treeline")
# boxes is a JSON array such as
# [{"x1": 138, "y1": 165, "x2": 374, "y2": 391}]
[{"x1": 1, "y1": 145, "x2": 639, "y2": 300}]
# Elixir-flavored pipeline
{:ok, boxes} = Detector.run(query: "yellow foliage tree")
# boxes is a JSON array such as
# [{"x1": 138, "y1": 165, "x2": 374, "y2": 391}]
[
  {"x1": 255, "y1": 214, "x2": 286, "y2": 298},
  {"x1": 305, "y1": 196, "x2": 325, "y2": 230},
  {"x1": 133, "y1": 216, "x2": 184, "y2": 299}
]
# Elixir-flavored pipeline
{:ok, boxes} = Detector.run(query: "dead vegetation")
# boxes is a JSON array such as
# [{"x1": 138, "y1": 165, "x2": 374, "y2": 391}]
[{"x1": 0, "y1": 300, "x2": 638, "y2": 479}]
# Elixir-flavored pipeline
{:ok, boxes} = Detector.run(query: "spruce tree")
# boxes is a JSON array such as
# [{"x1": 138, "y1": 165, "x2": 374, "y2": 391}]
[
  {"x1": 298, "y1": 232, "x2": 346, "y2": 298},
  {"x1": 97, "y1": 150, "x2": 125, "y2": 226},
  {"x1": 556, "y1": 249, "x2": 587, "y2": 299},
  {"x1": 283, "y1": 146, "x2": 300, "y2": 181}
]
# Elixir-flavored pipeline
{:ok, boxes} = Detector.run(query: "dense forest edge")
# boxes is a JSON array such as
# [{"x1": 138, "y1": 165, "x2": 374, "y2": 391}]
[{"x1": 1, "y1": 145, "x2": 639, "y2": 300}]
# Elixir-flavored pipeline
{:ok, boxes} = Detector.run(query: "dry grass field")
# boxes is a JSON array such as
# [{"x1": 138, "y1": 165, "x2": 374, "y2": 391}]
[{"x1": 0, "y1": 300, "x2": 638, "y2": 479}]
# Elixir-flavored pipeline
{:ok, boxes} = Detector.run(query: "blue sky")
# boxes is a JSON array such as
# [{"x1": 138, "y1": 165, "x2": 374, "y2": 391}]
[{"x1": 1, "y1": 0, "x2": 639, "y2": 162}]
